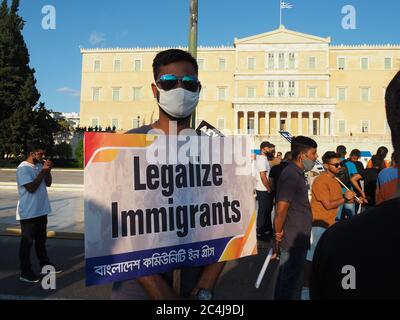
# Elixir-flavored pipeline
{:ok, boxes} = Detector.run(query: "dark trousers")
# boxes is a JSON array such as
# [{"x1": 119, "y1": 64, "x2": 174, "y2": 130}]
[
  {"x1": 256, "y1": 190, "x2": 274, "y2": 234},
  {"x1": 19, "y1": 215, "x2": 50, "y2": 273},
  {"x1": 274, "y1": 247, "x2": 308, "y2": 300}
]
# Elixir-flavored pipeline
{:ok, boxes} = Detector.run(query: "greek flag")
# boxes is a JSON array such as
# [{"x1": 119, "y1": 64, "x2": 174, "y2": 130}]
[{"x1": 280, "y1": 1, "x2": 293, "y2": 9}]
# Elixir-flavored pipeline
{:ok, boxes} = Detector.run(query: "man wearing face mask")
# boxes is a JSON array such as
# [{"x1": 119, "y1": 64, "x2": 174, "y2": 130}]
[
  {"x1": 272, "y1": 136, "x2": 318, "y2": 300},
  {"x1": 16, "y1": 143, "x2": 61, "y2": 283},
  {"x1": 255, "y1": 141, "x2": 275, "y2": 241},
  {"x1": 115, "y1": 49, "x2": 225, "y2": 300}
]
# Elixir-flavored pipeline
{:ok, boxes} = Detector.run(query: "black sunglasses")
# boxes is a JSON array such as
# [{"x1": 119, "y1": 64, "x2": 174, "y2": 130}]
[
  {"x1": 329, "y1": 163, "x2": 342, "y2": 168},
  {"x1": 156, "y1": 74, "x2": 200, "y2": 92}
]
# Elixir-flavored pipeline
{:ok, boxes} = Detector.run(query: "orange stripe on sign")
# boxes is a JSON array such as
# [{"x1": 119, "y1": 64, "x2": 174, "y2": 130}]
[{"x1": 84, "y1": 132, "x2": 156, "y2": 167}]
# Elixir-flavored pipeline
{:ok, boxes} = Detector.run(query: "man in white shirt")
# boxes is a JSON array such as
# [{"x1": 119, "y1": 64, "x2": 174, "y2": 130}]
[
  {"x1": 255, "y1": 141, "x2": 275, "y2": 241},
  {"x1": 16, "y1": 143, "x2": 61, "y2": 283}
]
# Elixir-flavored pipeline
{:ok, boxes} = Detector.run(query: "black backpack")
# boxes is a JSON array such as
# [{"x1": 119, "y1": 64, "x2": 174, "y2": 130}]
[{"x1": 336, "y1": 159, "x2": 352, "y2": 189}]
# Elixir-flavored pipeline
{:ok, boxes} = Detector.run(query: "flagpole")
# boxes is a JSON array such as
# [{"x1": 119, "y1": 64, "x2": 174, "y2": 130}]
[{"x1": 279, "y1": 0, "x2": 282, "y2": 26}]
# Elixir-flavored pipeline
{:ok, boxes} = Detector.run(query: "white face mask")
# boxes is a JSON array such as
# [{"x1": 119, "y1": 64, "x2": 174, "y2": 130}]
[{"x1": 157, "y1": 87, "x2": 199, "y2": 119}]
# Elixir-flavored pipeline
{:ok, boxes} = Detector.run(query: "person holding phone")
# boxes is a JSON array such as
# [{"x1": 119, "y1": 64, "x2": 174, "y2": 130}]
[{"x1": 16, "y1": 142, "x2": 62, "y2": 283}]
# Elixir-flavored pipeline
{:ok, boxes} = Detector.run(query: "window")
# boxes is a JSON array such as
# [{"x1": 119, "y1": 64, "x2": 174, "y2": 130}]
[
  {"x1": 132, "y1": 87, "x2": 141, "y2": 101},
  {"x1": 337, "y1": 87, "x2": 347, "y2": 102},
  {"x1": 112, "y1": 87, "x2": 121, "y2": 101},
  {"x1": 278, "y1": 53, "x2": 285, "y2": 69},
  {"x1": 338, "y1": 120, "x2": 346, "y2": 133},
  {"x1": 197, "y1": 58, "x2": 204, "y2": 71},
  {"x1": 267, "y1": 81, "x2": 275, "y2": 97},
  {"x1": 219, "y1": 58, "x2": 226, "y2": 71},
  {"x1": 134, "y1": 59, "x2": 142, "y2": 72},
  {"x1": 92, "y1": 87, "x2": 100, "y2": 101},
  {"x1": 385, "y1": 57, "x2": 392, "y2": 70},
  {"x1": 361, "y1": 120, "x2": 370, "y2": 133},
  {"x1": 268, "y1": 53, "x2": 274, "y2": 69},
  {"x1": 247, "y1": 87, "x2": 256, "y2": 98},
  {"x1": 338, "y1": 57, "x2": 346, "y2": 70},
  {"x1": 218, "y1": 87, "x2": 227, "y2": 101},
  {"x1": 308, "y1": 87, "x2": 317, "y2": 98},
  {"x1": 132, "y1": 118, "x2": 140, "y2": 129},
  {"x1": 288, "y1": 81, "x2": 295, "y2": 97},
  {"x1": 278, "y1": 81, "x2": 285, "y2": 97},
  {"x1": 114, "y1": 59, "x2": 121, "y2": 72},
  {"x1": 361, "y1": 87, "x2": 370, "y2": 102},
  {"x1": 309, "y1": 57, "x2": 316, "y2": 70},
  {"x1": 217, "y1": 118, "x2": 225, "y2": 130},
  {"x1": 288, "y1": 53, "x2": 295, "y2": 69},
  {"x1": 91, "y1": 118, "x2": 99, "y2": 128},
  {"x1": 94, "y1": 60, "x2": 101, "y2": 72},
  {"x1": 361, "y1": 57, "x2": 369, "y2": 70},
  {"x1": 111, "y1": 119, "x2": 119, "y2": 130},
  {"x1": 248, "y1": 57, "x2": 256, "y2": 70},
  {"x1": 248, "y1": 117, "x2": 255, "y2": 134}
]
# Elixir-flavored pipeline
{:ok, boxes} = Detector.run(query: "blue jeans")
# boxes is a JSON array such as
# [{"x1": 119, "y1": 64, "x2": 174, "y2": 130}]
[
  {"x1": 274, "y1": 247, "x2": 308, "y2": 300},
  {"x1": 336, "y1": 202, "x2": 355, "y2": 221}
]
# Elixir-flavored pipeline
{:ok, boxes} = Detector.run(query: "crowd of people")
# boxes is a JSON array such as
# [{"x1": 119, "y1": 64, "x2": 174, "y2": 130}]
[
  {"x1": 14, "y1": 48, "x2": 400, "y2": 300},
  {"x1": 254, "y1": 139, "x2": 399, "y2": 299}
]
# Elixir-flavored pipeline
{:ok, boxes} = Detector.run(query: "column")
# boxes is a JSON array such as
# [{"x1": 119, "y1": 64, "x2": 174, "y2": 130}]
[
  {"x1": 265, "y1": 112, "x2": 270, "y2": 136},
  {"x1": 287, "y1": 111, "x2": 291, "y2": 132},
  {"x1": 276, "y1": 111, "x2": 281, "y2": 135},
  {"x1": 298, "y1": 111, "x2": 302, "y2": 135},
  {"x1": 254, "y1": 111, "x2": 259, "y2": 135},
  {"x1": 320, "y1": 112, "x2": 325, "y2": 136},
  {"x1": 308, "y1": 112, "x2": 313, "y2": 136},
  {"x1": 243, "y1": 111, "x2": 248, "y2": 135},
  {"x1": 234, "y1": 110, "x2": 238, "y2": 135},
  {"x1": 330, "y1": 112, "x2": 335, "y2": 135}
]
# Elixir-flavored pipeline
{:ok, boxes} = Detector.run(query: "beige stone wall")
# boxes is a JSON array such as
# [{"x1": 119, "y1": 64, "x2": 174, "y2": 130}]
[{"x1": 79, "y1": 27, "x2": 399, "y2": 140}]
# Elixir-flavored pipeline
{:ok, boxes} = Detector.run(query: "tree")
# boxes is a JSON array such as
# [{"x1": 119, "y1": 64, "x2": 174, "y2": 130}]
[
  {"x1": 53, "y1": 142, "x2": 73, "y2": 159},
  {"x1": 75, "y1": 138, "x2": 84, "y2": 168},
  {"x1": 0, "y1": 0, "x2": 60, "y2": 158}
]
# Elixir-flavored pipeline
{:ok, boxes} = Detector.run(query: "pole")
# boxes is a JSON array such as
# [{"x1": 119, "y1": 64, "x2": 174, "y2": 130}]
[
  {"x1": 255, "y1": 248, "x2": 274, "y2": 288},
  {"x1": 279, "y1": 0, "x2": 282, "y2": 26},
  {"x1": 189, "y1": 0, "x2": 198, "y2": 129}
]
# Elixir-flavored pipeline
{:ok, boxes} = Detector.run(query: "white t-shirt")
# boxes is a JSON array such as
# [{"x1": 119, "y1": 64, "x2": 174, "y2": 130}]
[
  {"x1": 16, "y1": 161, "x2": 51, "y2": 221},
  {"x1": 255, "y1": 154, "x2": 271, "y2": 191}
]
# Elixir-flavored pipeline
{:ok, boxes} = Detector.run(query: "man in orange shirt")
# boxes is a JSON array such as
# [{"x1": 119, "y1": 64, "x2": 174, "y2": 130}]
[{"x1": 301, "y1": 151, "x2": 358, "y2": 299}]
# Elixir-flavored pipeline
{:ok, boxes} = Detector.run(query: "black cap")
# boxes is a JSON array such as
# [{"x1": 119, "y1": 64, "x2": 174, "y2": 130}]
[{"x1": 260, "y1": 141, "x2": 275, "y2": 149}]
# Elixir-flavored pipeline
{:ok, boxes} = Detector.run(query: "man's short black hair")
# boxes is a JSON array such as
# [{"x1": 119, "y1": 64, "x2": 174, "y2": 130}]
[
  {"x1": 322, "y1": 151, "x2": 340, "y2": 164},
  {"x1": 26, "y1": 142, "x2": 46, "y2": 155},
  {"x1": 291, "y1": 136, "x2": 318, "y2": 159},
  {"x1": 283, "y1": 151, "x2": 293, "y2": 161},
  {"x1": 152, "y1": 49, "x2": 198, "y2": 81},
  {"x1": 350, "y1": 149, "x2": 361, "y2": 158},
  {"x1": 376, "y1": 146, "x2": 389, "y2": 158},
  {"x1": 260, "y1": 141, "x2": 275, "y2": 150},
  {"x1": 336, "y1": 145, "x2": 347, "y2": 156}
]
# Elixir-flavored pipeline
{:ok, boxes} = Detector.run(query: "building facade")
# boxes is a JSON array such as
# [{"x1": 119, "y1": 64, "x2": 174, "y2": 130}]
[{"x1": 80, "y1": 26, "x2": 399, "y2": 138}]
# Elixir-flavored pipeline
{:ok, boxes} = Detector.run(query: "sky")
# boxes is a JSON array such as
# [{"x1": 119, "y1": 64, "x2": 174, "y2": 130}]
[{"x1": 14, "y1": 0, "x2": 400, "y2": 113}]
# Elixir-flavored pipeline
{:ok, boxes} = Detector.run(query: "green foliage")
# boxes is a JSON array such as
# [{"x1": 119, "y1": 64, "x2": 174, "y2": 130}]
[
  {"x1": 53, "y1": 142, "x2": 73, "y2": 159},
  {"x1": 0, "y1": 0, "x2": 61, "y2": 159},
  {"x1": 75, "y1": 138, "x2": 84, "y2": 168}
]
